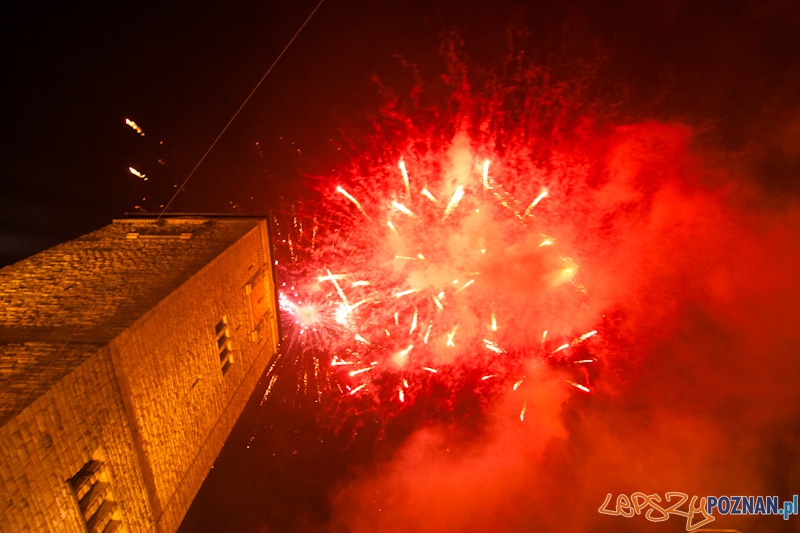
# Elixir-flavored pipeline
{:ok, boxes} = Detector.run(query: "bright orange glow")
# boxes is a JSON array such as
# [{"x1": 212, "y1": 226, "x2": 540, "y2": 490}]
[
  {"x1": 128, "y1": 167, "x2": 146, "y2": 180},
  {"x1": 125, "y1": 118, "x2": 145, "y2": 136}
]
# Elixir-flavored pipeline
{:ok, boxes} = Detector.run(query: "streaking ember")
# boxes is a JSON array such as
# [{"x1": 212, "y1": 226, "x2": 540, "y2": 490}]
[
  {"x1": 125, "y1": 118, "x2": 145, "y2": 136},
  {"x1": 129, "y1": 167, "x2": 147, "y2": 180}
]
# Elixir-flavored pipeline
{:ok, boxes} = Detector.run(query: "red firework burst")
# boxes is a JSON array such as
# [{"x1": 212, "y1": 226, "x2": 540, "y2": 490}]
[
  {"x1": 274, "y1": 148, "x2": 603, "y2": 417},
  {"x1": 269, "y1": 50, "x2": 615, "y2": 425}
]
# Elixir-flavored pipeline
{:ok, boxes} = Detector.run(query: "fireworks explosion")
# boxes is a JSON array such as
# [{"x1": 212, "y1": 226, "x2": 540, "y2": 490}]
[
  {"x1": 207, "y1": 34, "x2": 795, "y2": 530},
  {"x1": 266, "y1": 52, "x2": 617, "y2": 432}
]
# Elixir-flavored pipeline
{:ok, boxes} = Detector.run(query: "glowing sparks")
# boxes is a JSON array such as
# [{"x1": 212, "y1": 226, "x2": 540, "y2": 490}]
[
  {"x1": 392, "y1": 201, "x2": 416, "y2": 218},
  {"x1": 323, "y1": 269, "x2": 349, "y2": 307},
  {"x1": 483, "y1": 339, "x2": 505, "y2": 354},
  {"x1": 349, "y1": 384, "x2": 367, "y2": 395},
  {"x1": 395, "y1": 288, "x2": 419, "y2": 298},
  {"x1": 421, "y1": 188, "x2": 439, "y2": 203},
  {"x1": 442, "y1": 186, "x2": 465, "y2": 220},
  {"x1": 524, "y1": 190, "x2": 548, "y2": 217},
  {"x1": 129, "y1": 167, "x2": 146, "y2": 180},
  {"x1": 520, "y1": 401, "x2": 527, "y2": 421},
  {"x1": 482, "y1": 159, "x2": 491, "y2": 189},
  {"x1": 317, "y1": 272, "x2": 347, "y2": 282},
  {"x1": 393, "y1": 345, "x2": 414, "y2": 366},
  {"x1": 337, "y1": 186, "x2": 369, "y2": 219},
  {"x1": 398, "y1": 344, "x2": 414, "y2": 358},
  {"x1": 455, "y1": 279, "x2": 475, "y2": 293},
  {"x1": 565, "y1": 380, "x2": 591, "y2": 393},
  {"x1": 552, "y1": 343, "x2": 570, "y2": 354},
  {"x1": 423, "y1": 323, "x2": 432, "y2": 344},
  {"x1": 274, "y1": 108, "x2": 603, "y2": 422},
  {"x1": 446, "y1": 325, "x2": 459, "y2": 347},
  {"x1": 399, "y1": 159, "x2": 411, "y2": 198},
  {"x1": 125, "y1": 118, "x2": 145, "y2": 136}
]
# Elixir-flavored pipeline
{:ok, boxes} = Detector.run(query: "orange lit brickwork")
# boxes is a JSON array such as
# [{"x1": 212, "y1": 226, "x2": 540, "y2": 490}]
[{"x1": 0, "y1": 217, "x2": 280, "y2": 532}]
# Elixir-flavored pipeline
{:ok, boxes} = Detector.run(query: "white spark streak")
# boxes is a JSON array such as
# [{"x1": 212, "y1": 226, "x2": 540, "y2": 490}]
[
  {"x1": 337, "y1": 186, "x2": 370, "y2": 219},
  {"x1": 482, "y1": 160, "x2": 491, "y2": 189},
  {"x1": 455, "y1": 279, "x2": 475, "y2": 293},
  {"x1": 483, "y1": 339, "x2": 505, "y2": 354},
  {"x1": 524, "y1": 190, "x2": 548, "y2": 217},
  {"x1": 443, "y1": 186, "x2": 465, "y2": 220},
  {"x1": 129, "y1": 167, "x2": 146, "y2": 180},
  {"x1": 396, "y1": 288, "x2": 419, "y2": 298},
  {"x1": 565, "y1": 380, "x2": 591, "y2": 393},
  {"x1": 399, "y1": 159, "x2": 411, "y2": 198},
  {"x1": 421, "y1": 188, "x2": 439, "y2": 203},
  {"x1": 552, "y1": 343, "x2": 570, "y2": 354},
  {"x1": 392, "y1": 201, "x2": 416, "y2": 218}
]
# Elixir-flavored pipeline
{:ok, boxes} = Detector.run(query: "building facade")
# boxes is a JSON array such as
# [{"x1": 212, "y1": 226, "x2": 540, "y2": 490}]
[{"x1": 0, "y1": 216, "x2": 280, "y2": 533}]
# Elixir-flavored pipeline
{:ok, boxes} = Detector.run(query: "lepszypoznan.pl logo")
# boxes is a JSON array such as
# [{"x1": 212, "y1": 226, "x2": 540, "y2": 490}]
[{"x1": 598, "y1": 492, "x2": 798, "y2": 531}]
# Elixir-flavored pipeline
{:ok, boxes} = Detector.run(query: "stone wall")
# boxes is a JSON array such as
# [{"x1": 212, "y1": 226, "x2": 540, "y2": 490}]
[{"x1": 0, "y1": 217, "x2": 280, "y2": 533}]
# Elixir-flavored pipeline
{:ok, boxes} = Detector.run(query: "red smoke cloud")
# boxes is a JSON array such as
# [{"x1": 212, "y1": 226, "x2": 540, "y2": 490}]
[{"x1": 327, "y1": 119, "x2": 800, "y2": 532}]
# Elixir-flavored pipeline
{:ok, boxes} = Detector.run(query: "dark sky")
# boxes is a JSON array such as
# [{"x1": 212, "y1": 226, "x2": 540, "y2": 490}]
[
  {"x1": 5, "y1": 0, "x2": 798, "y2": 266},
  {"x1": 4, "y1": 2, "x2": 800, "y2": 532}
]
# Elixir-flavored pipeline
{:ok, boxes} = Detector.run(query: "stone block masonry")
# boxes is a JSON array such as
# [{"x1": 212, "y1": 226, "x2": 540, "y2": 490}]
[{"x1": 0, "y1": 216, "x2": 280, "y2": 533}]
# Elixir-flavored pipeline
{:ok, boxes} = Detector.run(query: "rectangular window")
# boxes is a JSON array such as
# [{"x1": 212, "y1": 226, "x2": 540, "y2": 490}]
[
  {"x1": 216, "y1": 316, "x2": 233, "y2": 375},
  {"x1": 216, "y1": 331, "x2": 229, "y2": 350},
  {"x1": 68, "y1": 460, "x2": 122, "y2": 533}
]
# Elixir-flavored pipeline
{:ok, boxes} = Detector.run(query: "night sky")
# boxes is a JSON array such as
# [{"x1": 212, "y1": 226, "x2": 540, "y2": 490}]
[
  {"x1": 6, "y1": 0, "x2": 798, "y2": 266},
  {"x1": 5, "y1": 1, "x2": 800, "y2": 532}
]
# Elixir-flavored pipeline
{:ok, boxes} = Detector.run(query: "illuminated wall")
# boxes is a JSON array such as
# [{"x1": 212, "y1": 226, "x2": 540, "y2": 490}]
[{"x1": 0, "y1": 217, "x2": 279, "y2": 532}]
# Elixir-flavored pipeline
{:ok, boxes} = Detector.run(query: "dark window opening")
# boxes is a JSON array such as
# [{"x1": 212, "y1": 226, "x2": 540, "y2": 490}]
[
  {"x1": 68, "y1": 459, "x2": 122, "y2": 533},
  {"x1": 215, "y1": 315, "x2": 233, "y2": 375}
]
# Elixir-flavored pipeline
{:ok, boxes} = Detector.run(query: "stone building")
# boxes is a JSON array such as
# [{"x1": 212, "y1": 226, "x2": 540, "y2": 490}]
[{"x1": 0, "y1": 216, "x2": 280, "y2": 532}]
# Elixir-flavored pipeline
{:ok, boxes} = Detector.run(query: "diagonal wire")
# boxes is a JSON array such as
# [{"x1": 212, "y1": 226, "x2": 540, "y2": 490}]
[{"x1": 155, "y1": 0, "x2": 327, "y2": 222}]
